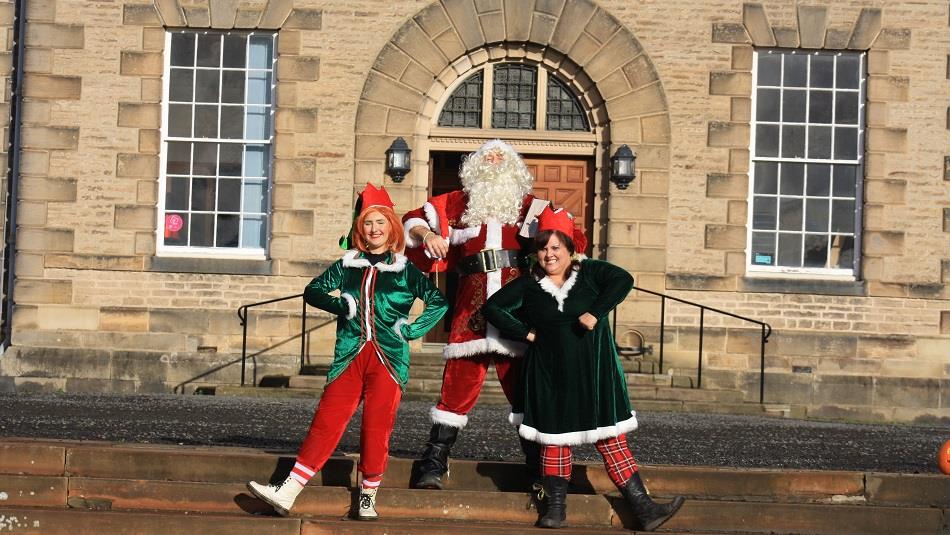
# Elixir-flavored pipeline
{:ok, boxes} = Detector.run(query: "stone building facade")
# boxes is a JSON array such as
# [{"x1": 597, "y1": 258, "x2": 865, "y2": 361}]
[{"x1": 0, "y1": 0, "x2": 947, "y2": 423}]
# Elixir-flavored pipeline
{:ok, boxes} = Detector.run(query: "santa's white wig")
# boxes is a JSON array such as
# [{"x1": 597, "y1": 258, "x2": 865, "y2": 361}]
[{"x1": 459, "y1": 139, "x2": 534, "y2": 227}]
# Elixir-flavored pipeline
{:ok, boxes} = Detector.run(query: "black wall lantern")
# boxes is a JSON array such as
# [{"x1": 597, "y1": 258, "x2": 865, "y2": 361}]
[
  {"x1": 385, "y1": 137, "x2": 412, "y2": 183},
  {"x1": 609, "y1": 144, "x2": 637, "y2": 190}
]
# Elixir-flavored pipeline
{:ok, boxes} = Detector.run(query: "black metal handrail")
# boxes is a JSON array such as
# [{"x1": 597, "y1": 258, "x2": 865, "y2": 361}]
[
  {"x1": 613, "y1": 285, "x2": 772, "y2": 403},
  {"x1": 237, "y1": 293, "x2": 305, "y2": 386}
]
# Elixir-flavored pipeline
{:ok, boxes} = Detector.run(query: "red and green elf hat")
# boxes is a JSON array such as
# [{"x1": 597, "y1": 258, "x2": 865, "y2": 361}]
[{"x1": 339, "y1": 183, "x2": 395, "y2": 249}]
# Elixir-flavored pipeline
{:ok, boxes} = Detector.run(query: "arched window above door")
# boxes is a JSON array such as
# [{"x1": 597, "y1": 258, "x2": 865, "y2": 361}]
[{"x1": 437, "y1": 63, "x2": 590, "y2": 132}]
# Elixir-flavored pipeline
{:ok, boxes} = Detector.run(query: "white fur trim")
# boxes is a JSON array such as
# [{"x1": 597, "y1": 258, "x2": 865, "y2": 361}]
[
  {"x1": 341, "y1": 250, "x2": 406, "y2": 272},
  {"x1": 423, "y1": 203, "x2": 441, "y2": 234},
  {"x1": 442, "y1": 337, "x2": 527, "y2": 359},
  {"x1": 537, "y1": 269, "x2": 579, "y2": 312},
  {"x1": 403, "y1": 217, "x2": 430, "y2": 248},
  {"x1": 449, "y1": 225, "x2": 481, "y2": 245},
  {"x1": 517, "y1": 411, "x2": 639, "y2": 446},
  {"x1": 508, "y1": 412, "x2": 524, "y2": 427},
  {"x1": 430, "y1": 406, "x2": 469, "y2": 429},
  {"x1": 485, "y1": 218, "x2": 502, "y2": 249},
  {"x1": 393, "y1": 317, "x2": 410, "y2": 342},
  {"x1": 341, "y1": 293, "x2": 357, "y2": 320}
]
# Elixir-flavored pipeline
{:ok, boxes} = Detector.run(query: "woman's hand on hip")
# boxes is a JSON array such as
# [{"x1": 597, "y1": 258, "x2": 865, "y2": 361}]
[{"x1": 578, "y1": 313, "x2": 597, "y2": 331}]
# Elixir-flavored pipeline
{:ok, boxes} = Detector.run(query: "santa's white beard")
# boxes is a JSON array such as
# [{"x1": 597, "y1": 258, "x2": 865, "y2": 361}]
[{"x1": 460, "y1": 160, "x2": 533, "y2": 227}]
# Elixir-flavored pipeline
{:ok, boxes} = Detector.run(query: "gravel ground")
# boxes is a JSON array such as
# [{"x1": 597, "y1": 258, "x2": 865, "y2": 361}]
[{"x1": 0, "y1": 392, "x2": 947, "y2": 474}]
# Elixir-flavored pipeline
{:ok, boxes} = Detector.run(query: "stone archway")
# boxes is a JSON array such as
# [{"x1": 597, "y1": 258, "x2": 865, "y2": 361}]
[{"x1": 353, "y1": 0, "x2": 672, "y2": 269}]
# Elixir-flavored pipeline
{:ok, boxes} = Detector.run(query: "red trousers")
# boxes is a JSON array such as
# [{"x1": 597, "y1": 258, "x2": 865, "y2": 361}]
[
  {"x1": 435, "y1": 354, "x2": 522, "y2": 419},
  {"x1": 297, "y1": 342, "x2": 402, "y2": 478}
]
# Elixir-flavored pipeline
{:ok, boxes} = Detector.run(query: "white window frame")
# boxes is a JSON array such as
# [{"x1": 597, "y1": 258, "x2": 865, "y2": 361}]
[
  {"x1": 746, "y1": 48, "x2": 866, "y2": 279},
  {"x1": 156, "y1": 29, "x2": 277, "y2": 260}
]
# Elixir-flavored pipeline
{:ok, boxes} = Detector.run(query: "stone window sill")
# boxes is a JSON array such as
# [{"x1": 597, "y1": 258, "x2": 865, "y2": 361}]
[
  {"x1": 147, "y1": 256, "x2": 273, "y2": 276},
  {"x1": 739, "y1": 276, "x2": 867, "y2": 296}
]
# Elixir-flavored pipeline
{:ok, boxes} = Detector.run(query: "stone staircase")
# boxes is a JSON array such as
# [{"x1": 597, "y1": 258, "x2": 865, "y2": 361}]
[
  {"x1": 212, "y1": 352, "x2": 796, "y2": 417},
  {"x1": 1, "y1": 438, "x2": 946, "y2": 534}
]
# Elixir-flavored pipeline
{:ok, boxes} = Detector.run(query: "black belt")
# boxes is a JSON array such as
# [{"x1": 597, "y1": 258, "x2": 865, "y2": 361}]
[{"x1": 458, "y1": 249, "x2": 520, "y2": 274}]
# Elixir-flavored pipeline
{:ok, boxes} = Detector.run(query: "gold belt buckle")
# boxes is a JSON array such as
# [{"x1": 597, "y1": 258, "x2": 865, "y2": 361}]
[{"x1": 480, "y1": 249, "x2": 499, "y2": 272}]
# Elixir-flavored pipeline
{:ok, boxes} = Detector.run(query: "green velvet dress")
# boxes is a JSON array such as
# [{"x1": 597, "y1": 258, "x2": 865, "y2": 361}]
[{"x1": 483, "y1": 259, "x2": 637, "y2": 446}]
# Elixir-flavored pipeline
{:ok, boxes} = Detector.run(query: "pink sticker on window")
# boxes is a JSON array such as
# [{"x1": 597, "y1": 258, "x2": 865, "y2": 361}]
[{"x1": 165, "y1": 214, "x2": 184, "y2": 232}]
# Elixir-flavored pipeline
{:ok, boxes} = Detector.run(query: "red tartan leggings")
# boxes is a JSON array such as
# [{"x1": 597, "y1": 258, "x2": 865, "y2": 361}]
[
  {"x1": 296, "y1": 342, "x2": 402, "y2": 479},
  {"x1": 540, "y1": 433, "x2": 639, "y2": 489}
]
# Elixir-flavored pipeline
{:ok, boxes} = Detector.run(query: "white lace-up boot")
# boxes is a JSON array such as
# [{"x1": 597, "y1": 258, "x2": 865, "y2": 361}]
[
  {"x1": 247, "y1": 476, "x2": 304, "y2": 516},
  {"x1": 356, "y1": 487, "x2": 379, "y2": 520}
]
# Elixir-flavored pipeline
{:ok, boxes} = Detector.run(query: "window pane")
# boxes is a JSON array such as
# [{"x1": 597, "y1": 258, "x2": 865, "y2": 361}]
[
  {"x1": 222, "y1": 34, "x2": 247, "y2": 68},
  {"x1": 803, "y1": 234, "x2": 829, "y2": 267},
  {"x1": 834, "y1": 127, "x2": 858, "y2": 160},
  {"x1": 195, "y1": 69, "x2": 220, "y2": 103},
  {"x1": 220, "y1": 106, "x2": 244, "y2": 139},
  {"x1": 780, "y1": 163, "x2": 804, "y2": 195},
  {"x1": 831, "y1": 235, "x2": 854, "y2": 269},
  {"x1": 165, "y1": 176, "x2": 189, "y2": 210},
  {"x1": 779, "y1": 198, "x2": 803, "y2": 231},
  {"x1": 191, "y1": 177, "x2": 216, "y2": 211},
  {"x1": 832, "y1": 165, "x2": 856, "y2": 197},
  {"x1": 811, "y1": 54, "x2": 834, "y2": 88},
  {"x1": 190, "y1": 213, "x2": 214, "y2": 246},
  {"x1": 218, "y1": 179, "x2": 241, "y2": 211},
  {"x1": 781, "y1": 125, "x2": 805, "y2": 158},
  {"x1": 805, "y1": 198, "x2": 829, "y2": 232},
  {"x1": 194, "y1": 105, "x2": 219, "y2": 138},
  {"x1": 831, "y1": 200, "x2": 855, "y2": 233},
  {"x1": 751, "y1": 232, "x2": 776, "y2": 265},
  {"x1": 166, "y1": 141, "x2": 191, "y2": 174},
  {"x1": 220, "y1": 144, "x2": 242, "y2": 176},
  {"x1": 806, "y1": 164, "x2": 830, "y2": 196},
  {"x1": 221, "y1": 71, "x2": 245, "y2": 103},
  {"x1": 784, "y1": 54, "x2": 807, "y2": 87},
  {"x1": 835, "y1": 92, "x2": 858, "y2": 124},
  {"x1": 439, "y1": 71, "x2": 483, "y2": 128},
  {"x1": 196, "y1": 34, "x2": 221, "y2": 68},
  {"x1": 248, "y1": 36, "x2": 273, "y2": 69},
  {"x1": 758, "y1": 53, "x2": 781, "y2": 86},
  {"x1": 491, "y1": 64, "x2": 536, "y2": 129},
  {"x1": 164, "y1": 213, "x2": 189, "y2": 245},
  {"x1": 752, "y1": 197, "x2": 777, "y2": 230},
  {"x1": 193, "y1": 142, "x2": 217, "y2": 175},
  {"x1": 806, "y1": 126, "x2": 831, "y2": 159},
  {"x1": 755, "y1": 124, "x2": 779, "y2": 156},
  {"x1": 242, "y1": 215, "x2": 266, "y2": 248},
  {"x1": 757, "y1": 88, "x2": 780, "y2": 122},
  {"x1": 247, "y1": 71, "x2": 271, "y2": 104},
  {"x1": 808, "y1": 90, "x2": 832, "y2": 123},
  {"x1": 546, "y1": 74, "x2": 588, "y2": 131},
  {"x1": 782, "y1": 90, "x2": 806, "y2": 122},
  {"x1": 168, "y1": 104, "x2": 192, "y2": 137},
  {"x1": 777, "y1": 233, "x2": 802, "y2": 267},
  {"x1": 170, "y1": 33, "x2": 195, "y2": 67},
  {"x1": 244, "y1": 180, "x2": 267, "y2": 213},
  {"x1": 245, "y1": 106, "x2": 269, "y2": 139},
  {"x1": 754, "y1": 161, "x2": 778, "y2": 194},
  {"x1": 216, "y1": 214, "x2": 240, "y2": 247},
  {"x1": 245, "y1": 145, "x2": 268, "y2": 177},
  {"x1": 169, "y1": 69, "x2": 193, "y2": 102},
  {"x1": 836, "y1": 55, "x2": 860, "y2": 89}
]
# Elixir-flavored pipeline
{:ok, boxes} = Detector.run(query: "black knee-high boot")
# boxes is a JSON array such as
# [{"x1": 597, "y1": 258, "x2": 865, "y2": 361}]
[
  {"x1": 413, "y1": 423, "x2": 459, "y2": 489},
  {"x1": 622, "y1": 472, "x2": 685, "y2": 532},
  {"x1": 537, "y1": 475, "x2": 569, "y2": 528}
]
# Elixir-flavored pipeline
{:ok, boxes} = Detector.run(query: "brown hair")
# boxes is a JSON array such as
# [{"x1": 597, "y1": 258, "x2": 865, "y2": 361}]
[
  {"x1": 350, "y1": 205, "x2": 406, "y2": 253},
  {"x1": 531, "y1": 229, "x2": 581, "y2": 279}
]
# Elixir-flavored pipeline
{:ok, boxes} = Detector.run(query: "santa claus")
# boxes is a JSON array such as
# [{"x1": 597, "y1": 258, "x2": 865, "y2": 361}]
[{"x1": 402, "y1": 139, "x2": 542, "y2": 489}]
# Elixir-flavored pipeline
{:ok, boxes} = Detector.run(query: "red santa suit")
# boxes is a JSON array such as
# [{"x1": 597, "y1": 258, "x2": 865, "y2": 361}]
[{"x1": 403, "y1": 189, "x2": 536, "y2": 428}]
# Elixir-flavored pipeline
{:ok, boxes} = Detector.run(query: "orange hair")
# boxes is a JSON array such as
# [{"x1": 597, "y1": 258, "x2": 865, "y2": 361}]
[{"x1": 351, "y1": 205, "x2": 406, "y2": 253}]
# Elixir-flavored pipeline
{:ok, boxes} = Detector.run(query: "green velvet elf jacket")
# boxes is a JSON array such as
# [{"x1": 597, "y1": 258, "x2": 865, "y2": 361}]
[
  {"x1": 482, "y1": 259, "x2": 637, "y2": 446},
  {"x1": 303, "y1": 250, "x2": 447, "y2": 390}
]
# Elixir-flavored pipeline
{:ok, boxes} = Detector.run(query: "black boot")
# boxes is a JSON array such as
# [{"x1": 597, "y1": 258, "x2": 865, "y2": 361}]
[
  {"x1": 520, "y1": 437, "x2": 542, "y2": 489},
  {"x1": 537, "y1": 476, "x2": 569, "y2": 529},
  {"x1": 622, "y1": 472, "x2": 685, "y2": 532},
  {"x1": 413, "y1": 424, "x2": 459, "y2": 489}
]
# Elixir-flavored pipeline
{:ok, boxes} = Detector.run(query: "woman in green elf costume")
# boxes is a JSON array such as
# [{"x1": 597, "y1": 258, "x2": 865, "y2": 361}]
[
  {"x1": 483, "y1": 206, "x2": 684, "y2": 532},
  {"x1": 248, "y1": 183, "x2": 447, "y2": 520}
]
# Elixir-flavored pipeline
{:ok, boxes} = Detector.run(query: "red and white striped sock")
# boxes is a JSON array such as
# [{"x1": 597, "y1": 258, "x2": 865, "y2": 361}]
[
  {"x1": 289, "y1": 460, "x2": 317, "y2": 486},
  {"x1": 361, "y1": 475, "x2": 382, "y2": 490}
]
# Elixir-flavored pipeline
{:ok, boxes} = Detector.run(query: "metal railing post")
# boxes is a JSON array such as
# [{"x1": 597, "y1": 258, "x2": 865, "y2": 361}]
[
  {"x1": 239, "y1": 307, "x2": 248, "y2": 386},
  {"x1": 300, "y1": 297, "x2": 307, "y2": 372},
  {"x1": 760, "y1": 323, "x2": 768, "y2": 403},
  {"x1": 697, "y1": 308, "x2": 704, "y2": 389},
  {"x1": 658, "y1": 296, "x2": 666, "y2": 374}
]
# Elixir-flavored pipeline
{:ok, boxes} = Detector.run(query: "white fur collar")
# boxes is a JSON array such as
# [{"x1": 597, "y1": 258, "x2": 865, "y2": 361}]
[
  {"x1": 537, "y1": 267, "x2": 579, "y2": 312},
  {"x1": 341, "y1": 250, "x2": 407, "y2": 272}
]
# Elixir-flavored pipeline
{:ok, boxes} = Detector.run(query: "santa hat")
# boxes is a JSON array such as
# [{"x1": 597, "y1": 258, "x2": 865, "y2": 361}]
[
  {"x1": 339, "y1": 183, "x2": 395, "y2": 249},
  {"x1": 537, "y1": 206, "x2": 588, "y2": 254}
]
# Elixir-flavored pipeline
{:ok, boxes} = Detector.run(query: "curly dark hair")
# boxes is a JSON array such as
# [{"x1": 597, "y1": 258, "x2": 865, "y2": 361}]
[{"x1": 531, "y1": 229, "x2": 582, "y2": 280}]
